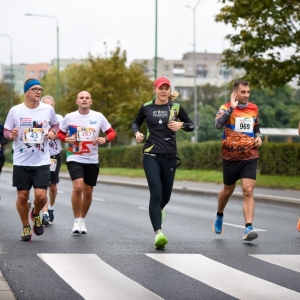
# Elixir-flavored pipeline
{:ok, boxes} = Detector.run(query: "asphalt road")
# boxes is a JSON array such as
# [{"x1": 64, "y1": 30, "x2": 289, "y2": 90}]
[{"x1": 0, "y1": 172, "x2": 299, "y2": 300}]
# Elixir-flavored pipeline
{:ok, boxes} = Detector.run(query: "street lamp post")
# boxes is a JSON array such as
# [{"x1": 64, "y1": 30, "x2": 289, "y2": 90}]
[
  {"x1": 186, "y1": 0, "x2": 201, "y2": 143},
  {"x1": 24, "y1": 13, "x2": 60, "y2": 101},
  {"x1": 0, "y1": 34, "x2": 13, "y2": 109},
  {"x1": 154, "y1": 0, "x2": 158, "y2": 80}
]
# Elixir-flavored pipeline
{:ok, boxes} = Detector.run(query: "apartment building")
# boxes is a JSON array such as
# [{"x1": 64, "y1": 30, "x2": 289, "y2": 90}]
[
  {"x1": 1, "y1": 58, "x2": 84, "y2": 94},
  {"x1": 133, "y1": 51, "x2": 244, "y2": 99}
]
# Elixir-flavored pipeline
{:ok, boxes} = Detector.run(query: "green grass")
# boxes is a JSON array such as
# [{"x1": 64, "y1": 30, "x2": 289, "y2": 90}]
[
  {"x1": 96, "y1": 168, "x2": 300, "y2": 190},
  {"x1": 5, "y1": 163, "x2": 300, "y2": 190}
]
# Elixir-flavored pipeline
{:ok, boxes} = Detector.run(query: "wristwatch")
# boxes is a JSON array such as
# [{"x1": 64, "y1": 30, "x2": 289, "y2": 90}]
[
  {"x1": 256, "y1": 133, "x2": 263, "y2": 138},
  {"x1": 105, "y1": 137, "x2": 110, "y2": 143}
]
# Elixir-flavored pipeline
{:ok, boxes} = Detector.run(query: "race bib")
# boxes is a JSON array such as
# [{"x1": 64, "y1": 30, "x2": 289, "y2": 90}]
[
  {"x1": 235, "y1": 117, "x2": 253, "y2": 133},
  {"x1": 50, "y1": 159, "x2": 57, "y2": 172},
  {"x1": 76, "y1": 127, "x2": 96, "y2": 141},
  {"x1": 23, "y1": 128, "x2": 45, "y2": 144}
]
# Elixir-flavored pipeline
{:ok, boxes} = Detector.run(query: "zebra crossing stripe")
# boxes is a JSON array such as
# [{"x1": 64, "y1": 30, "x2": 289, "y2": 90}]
[
  {"x1": 250, "y1": 255, "x2": 300, "y2": 273},
  {"x1": 146, "y1": 254, "x2": 300, "y2": 300},
  {"x1": 38, "y1": 254, "x2": 162, "y2": 300}
]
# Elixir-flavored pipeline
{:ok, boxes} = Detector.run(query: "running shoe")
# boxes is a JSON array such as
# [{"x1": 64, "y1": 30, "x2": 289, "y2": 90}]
[
  {"x1": 42, "y1": 214, "x2": 50, "y2": 226},
  {"x1": 21, "y1": 226, "x2": 32, "y2": 242},
  {"x1": 297, "y1": 216, "x2": 300, "y2": 232},
  {"x1": 30, "y1": 209, "x2": 44, "y2": 236},
  {"x1": 80, "y1": 220, "x2": 87, "y2": 234},
  {"x1": 48, "y1": 209, "x2": 54, "y2": 224},
  {"x1": 154, "y1": 231, "x2": 168, "y2": 249},
  {"x1": 212, "y1": 212, "x2": 223, "y2": 234},
  {"x1": 72, "y1": 220, "x2": 81, "y2": 235},
  {"x1": 243, "y1": 226, "x2": 258, "y2": 241},
  {"x1": 161, "y1": 209, "x2": 165, "y2": 224}
]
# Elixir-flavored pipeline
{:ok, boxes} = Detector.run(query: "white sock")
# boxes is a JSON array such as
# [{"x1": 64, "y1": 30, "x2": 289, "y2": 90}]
[{"x1": 48, "y1": 205, "x2": 54, "y2": 210}]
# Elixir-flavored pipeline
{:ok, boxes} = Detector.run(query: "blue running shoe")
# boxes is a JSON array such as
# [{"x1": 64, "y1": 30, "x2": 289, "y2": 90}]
[
  {"x1": 243, "y1": 226, "x2": 258, "y2": 241},
  {"x1": 48, "y1": 209, "x2": 54, "y2": 224},
  {"x1": 212, "y1": 212, "x2": 223, "y2": 234}
]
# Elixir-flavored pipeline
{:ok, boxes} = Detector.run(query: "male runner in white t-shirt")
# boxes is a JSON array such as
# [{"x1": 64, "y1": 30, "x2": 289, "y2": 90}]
[
  {"x1": 57, "y1": 91, "x2": 116, "y2": 234},
  {"x1": 4, "y1": 78, "x2": 59, "y2": 241}
]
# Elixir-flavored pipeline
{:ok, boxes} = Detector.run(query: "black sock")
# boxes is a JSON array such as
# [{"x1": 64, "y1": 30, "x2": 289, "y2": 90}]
[
  {"x1": 217, "y1": 212, "x2": 223, "y2": 217},
  {"x1": 245, "y1": 223, "x2": 252, "y2": 228}
]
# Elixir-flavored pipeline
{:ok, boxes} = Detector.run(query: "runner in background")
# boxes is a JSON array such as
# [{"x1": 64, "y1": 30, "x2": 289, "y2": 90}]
[
  {"x1": 0, "y1": 123, "x2": 9, "y2": 201},
  {"x1": 40, "y1": 95, "x2": 63, "y2": 225}
]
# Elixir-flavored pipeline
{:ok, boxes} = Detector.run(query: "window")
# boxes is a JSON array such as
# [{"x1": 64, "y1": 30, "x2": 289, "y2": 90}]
[
  {"x1": 187, "y1": 65, "x2": 193, "y2": 71},
  {"x1": 174, "y1": 64, "x2": 184, "y2": 69},
  {"x1": 39, "y1": 70, "x2": 47, "y2": 78}
]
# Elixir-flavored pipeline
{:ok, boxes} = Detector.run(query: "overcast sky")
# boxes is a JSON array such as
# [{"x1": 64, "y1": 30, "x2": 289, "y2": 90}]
[{"x1": 0, "y1": 0, "x2": 232, "y2": 66}]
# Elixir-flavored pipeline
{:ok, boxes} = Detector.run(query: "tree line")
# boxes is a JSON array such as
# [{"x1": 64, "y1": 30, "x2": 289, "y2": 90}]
[
  {"x1": 0, "y1": 48, "x2": 299, "y2": 145},
  {"x1": 1, "y1": 0, "x2": 299, "y2": 144}
]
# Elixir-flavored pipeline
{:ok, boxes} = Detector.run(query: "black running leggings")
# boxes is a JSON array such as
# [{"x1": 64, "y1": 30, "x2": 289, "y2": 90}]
[{"x1": 143, "y1": 154, "x2": 177, "y2": 232}]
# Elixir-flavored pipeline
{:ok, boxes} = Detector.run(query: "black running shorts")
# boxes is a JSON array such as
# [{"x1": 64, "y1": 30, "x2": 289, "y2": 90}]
[
  {"x1": 66, "y1": 161, "x2": 100, "y2": 186},
  {"x1": 223, "y1": 158, "x2": 258, "y2": 186},
  {"x1": 13, "y1": 165, "x2": 51, "y2": 190}
]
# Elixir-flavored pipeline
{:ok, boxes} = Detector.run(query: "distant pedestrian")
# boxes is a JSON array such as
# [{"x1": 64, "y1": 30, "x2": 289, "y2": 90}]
[
  {"x1": 40, "y1": 95, "x2": 63, "y2": 225},
  {"x1": 0, "y1": 123, "x2": 9, "y2": 200},
  {"x1": 132, "y1": 76, "x2": 194, "y2": 249},
  {"x1": 213, "y1": 79, "x2": 262, "y2": 241},
  {"x1": 57, "y1": 91, "x2": 116, "y2": 235},
  {"x1": 3, "y1": 78, "x2": 58, "y2": 241}
]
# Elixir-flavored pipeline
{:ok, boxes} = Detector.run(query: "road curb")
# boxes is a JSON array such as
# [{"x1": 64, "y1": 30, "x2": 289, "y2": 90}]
[{"x1": 3, "y1": 167, "x2": 300, "y2": 205}]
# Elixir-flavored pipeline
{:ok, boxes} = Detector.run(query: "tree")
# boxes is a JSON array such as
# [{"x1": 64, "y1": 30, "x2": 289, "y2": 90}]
[
  {"x1": 41, "y1": 48, "x2": 153, "y2": 143},
  {"x1": 216, "y1": 0, "x2": 300, "y2": 88},
  {"x1": 0, "y1": 82, "x2": 22, "y2": 123}
]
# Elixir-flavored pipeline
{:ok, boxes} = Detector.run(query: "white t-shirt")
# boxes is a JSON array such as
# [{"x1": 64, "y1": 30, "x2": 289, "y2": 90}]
[
  {"x1": 60, "y1": 110, "x2": 111, "y2": 164},
  {"x1": 4, "y1": 102, "x2": 58, "y2": 166},
  {"x1": 49, "y1": 114, "x2": 63, "y2": 156}
]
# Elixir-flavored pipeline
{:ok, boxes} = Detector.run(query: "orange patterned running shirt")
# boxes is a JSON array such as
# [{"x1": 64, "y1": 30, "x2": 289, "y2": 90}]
[{"x1": 215, "y1": 102, "x2": 259, "y2": 161}]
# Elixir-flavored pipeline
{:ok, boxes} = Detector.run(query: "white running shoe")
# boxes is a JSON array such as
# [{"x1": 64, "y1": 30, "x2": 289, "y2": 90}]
[
  {"x1": 72, "y1": 220, "x2": 81, "y2": 235},
  {"x1": 80, "y1": 220, "x2": 87, "y2": 234}
]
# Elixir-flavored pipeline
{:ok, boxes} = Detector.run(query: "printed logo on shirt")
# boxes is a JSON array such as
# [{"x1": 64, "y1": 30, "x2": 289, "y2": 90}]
[
  {"x1": 20, "y1": 118, "x2": 32, "y2": 127},
  {"x1": 153, "y1": 110, "x2": 168, "y2": 118},
  {"x1": 89, "y1": 120, "x2": 97, "y2": 124}
]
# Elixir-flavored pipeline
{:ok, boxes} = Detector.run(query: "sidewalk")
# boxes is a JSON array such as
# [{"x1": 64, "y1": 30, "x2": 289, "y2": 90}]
[{"x1": 1, "y1": 168, "x2": 300, "y2": 300}]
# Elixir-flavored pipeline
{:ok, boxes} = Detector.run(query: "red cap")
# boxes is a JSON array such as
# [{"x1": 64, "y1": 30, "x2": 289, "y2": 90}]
[{"x1": 154, "y1": 77, "x2": 171, "y2": 88}]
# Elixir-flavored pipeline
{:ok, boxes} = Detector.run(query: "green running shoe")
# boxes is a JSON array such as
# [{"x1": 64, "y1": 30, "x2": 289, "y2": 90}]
[{"x1": 154, "y1": 231, "x2": 168, "y2": 249}]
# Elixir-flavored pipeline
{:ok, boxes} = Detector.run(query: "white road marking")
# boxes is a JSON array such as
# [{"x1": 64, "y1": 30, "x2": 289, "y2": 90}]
[
  {"x1": 93, "y1": 197, "x2": 105, "y2": 201},
  {"x1": 57, "y1": 191, "x2": 64, "y2": 194},
  {"x1": 38, "y1": 254, "x2": 162, "y2": 300},
  {"x1": 250, "y1": 255, "x2": 300, "y2": 273},
  {"x1": 146, "y1": 254, "x2": 300, "y2": 300},
  {"x1": 224, "y1": 222, "x2": 267, "y2": 231},
  {"x1": 138, "y1": 207, "x2": 148, "y2": 210}
]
